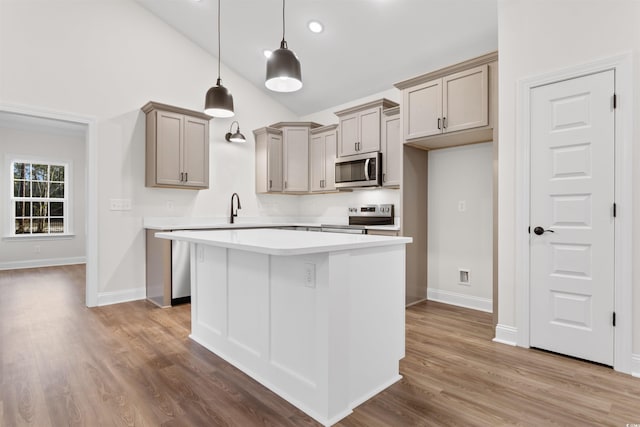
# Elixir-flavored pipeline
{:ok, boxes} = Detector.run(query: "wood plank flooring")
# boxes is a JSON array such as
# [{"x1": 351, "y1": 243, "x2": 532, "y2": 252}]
[{"x1": 1, "y1": 265, "x2": 639, "y2": 426}]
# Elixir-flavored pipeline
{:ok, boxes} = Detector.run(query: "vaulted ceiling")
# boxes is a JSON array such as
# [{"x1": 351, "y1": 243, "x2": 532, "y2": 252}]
[{"x1": 135, "y1": 0, "x2": 498, "y2": 116}]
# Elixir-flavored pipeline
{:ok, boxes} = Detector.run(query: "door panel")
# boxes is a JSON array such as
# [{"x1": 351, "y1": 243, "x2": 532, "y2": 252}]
[
  {"x1": 183, "y1": 117, "x2": 209, "y2": 187},
  {"x1": 324, "y1": 131, "x2": 337, "y2": 191},
  {"x1": 267, "y1": 134, "x2": 283, "y2": 192},
  {"x1": 530, "y1": 70, "x2": 615, "y2": 365},
  {"x1": 404, "y1": 78, "x2": 442, "y2": 140},
  {"x1": 359, "y1": 107, "x2": 381, "y2": 153},
  {"x1": 310, "y1": 134, "x2": 324, "y2": 192},
  {"x1": 339, "y1": 114, "x2": 358, "y2": 157},
  {"x1": 283, "y1": 127, "x2": 309, "y2": 192},
  {"x1": 155, "y1": 111, "x2": 183, "y2": 186},
  {"x1": 442, "y1": 65, "x2": 488, "y2": 133}
]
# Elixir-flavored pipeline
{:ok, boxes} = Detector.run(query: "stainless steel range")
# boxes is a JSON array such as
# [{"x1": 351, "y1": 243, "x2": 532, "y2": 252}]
[{"x1": 321, "y1": 204, "x2": 394, "y2": 234}]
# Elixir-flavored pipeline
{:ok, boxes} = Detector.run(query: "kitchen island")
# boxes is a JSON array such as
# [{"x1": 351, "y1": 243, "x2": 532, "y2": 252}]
[{"x1": 155, "y1": 228, "x2": 411, "y2": 426}]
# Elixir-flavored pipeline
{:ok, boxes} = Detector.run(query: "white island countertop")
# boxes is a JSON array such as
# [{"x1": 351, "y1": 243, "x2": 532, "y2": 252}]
[
  {"x1": 155, "y1": 228, "x2": 411, "y2": 256},
  {"x1": 144, "y1": 217, "x2": 400, "y2": 232}
]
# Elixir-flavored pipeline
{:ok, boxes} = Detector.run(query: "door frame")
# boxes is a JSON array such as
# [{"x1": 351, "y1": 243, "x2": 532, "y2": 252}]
[
  {"x1": 0, "y1": 102, "x2": 99, "y2": 307},
  {"x1": 515, "y1": 52, "x2": 633, "y2": 373}
]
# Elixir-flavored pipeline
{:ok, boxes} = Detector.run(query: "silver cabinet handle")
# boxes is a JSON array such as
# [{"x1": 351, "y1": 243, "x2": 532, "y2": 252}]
[
  {"x1": 383, "y1": 173, "x2": 386, "y2": 183},
  {"x1": 443, "y1": 117, "x2": 447, "y2": 129},
  {"x1": 269, "y1": 179, "x2": 272, "y2": 189},
  {"x1": 185, "y1": 172, "x2": 188, "y2": 182},
  {"x1": 284, "y1": 181, "x2": 287, "y2": 190},
  {"x1": 437, "y1": 118, "x2": 441, "y2": 130}
]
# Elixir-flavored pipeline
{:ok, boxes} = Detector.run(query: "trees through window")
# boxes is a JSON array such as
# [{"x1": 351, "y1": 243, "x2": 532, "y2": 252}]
[{"x1": 11, "y1": 161, "x2": 67, "y2": 235}]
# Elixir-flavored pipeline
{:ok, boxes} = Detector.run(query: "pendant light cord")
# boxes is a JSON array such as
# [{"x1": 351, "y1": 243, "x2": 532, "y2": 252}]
[
  {"x1": 282, "y1": 0, "x2": 285, "y2": 42},
  {"x1": 217, "y1": 0, "x2": 221, "y2": 81}
]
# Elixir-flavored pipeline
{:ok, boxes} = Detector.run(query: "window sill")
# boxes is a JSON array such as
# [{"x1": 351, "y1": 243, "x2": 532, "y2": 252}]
[{"x1": 3, "y1": 233, "x2": 76, "y2": 241}]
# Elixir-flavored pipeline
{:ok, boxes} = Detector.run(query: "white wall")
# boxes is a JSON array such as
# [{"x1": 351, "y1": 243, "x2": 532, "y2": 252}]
[
  {"x1": 0, "y1": 0, "x2": 299, "y2": 295},
  {"x1": 0, "y1": 121, "x2": 86, "y2": 268},
  {"x1": 427, "y1": 143, "x2": 493, "y2": 311},
  {"x1": 298, "y1": 88, "x2": 402, "y2": 222},
  {"x1": 498, "y1": 0, "x2": 640, "y2": 354}
]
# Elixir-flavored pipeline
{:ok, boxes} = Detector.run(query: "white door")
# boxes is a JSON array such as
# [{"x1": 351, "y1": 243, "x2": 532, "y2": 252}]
[{"x1": 530, "y1": 70, "x2": 615, "y2": 366}]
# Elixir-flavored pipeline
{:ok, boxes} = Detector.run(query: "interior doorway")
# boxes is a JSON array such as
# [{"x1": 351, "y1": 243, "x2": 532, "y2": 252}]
[
  {"x1": 0, "y1": 104, "x2": 98, "y2": 307},
  {"x1": 516, "y1": 53, "x2": 633, "y2": 373}
]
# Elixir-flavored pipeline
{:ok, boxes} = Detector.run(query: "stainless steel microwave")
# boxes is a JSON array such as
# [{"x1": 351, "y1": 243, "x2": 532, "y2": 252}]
[{"x1": 335, "y1": 152, "x2": 381, "y2": 189}]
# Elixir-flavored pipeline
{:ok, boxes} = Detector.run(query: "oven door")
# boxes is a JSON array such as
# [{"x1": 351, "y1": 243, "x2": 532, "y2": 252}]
[{"x1": 334, "y1": 152, "x2": 381, "y2": 188}]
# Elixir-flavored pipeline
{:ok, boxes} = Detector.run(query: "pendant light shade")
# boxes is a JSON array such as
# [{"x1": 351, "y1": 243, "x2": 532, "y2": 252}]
[
  {"x1": 265, "y1": 0, "x2": 302, "y2": 92},
  {"x1": 204, "y1": 0, "x2": 235, "y2": 117},
  {"x1": 205, "y1": 78, "x2": 234, "y2": 117}
]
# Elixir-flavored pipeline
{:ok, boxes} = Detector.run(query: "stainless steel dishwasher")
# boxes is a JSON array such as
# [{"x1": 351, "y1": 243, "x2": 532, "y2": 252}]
[{"x1": 146, "y1": 229, "x2": 193, "y2": 307}]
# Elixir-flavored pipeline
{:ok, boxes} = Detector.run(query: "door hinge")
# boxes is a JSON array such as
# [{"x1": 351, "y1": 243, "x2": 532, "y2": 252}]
[
  {"x1": 613, "y1": 312, "x2": 616, "y2": 327},
  {"x1": 613, "y1": 93, "x2": 617, "y2": 109},
  {"x1": 613, "y1": 202, "x2": 617, "y2": 218}
]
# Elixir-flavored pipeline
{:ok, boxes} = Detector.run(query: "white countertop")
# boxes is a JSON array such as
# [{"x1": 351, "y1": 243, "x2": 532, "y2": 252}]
[
  {"x1": 155, "y1": 229, "x2": 411, "y2": 256},
  {"x1": 144, "y1": 217, "x2": 400, "y2": 232}
]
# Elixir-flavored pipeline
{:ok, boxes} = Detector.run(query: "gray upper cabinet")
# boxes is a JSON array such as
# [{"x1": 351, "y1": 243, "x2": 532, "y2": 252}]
[
  {"x1": 335, "y1": 99, "x2": 398, "y2": 157},
  {"x1": 310, "y1": 124, "x2": 338, "y2": 192},
  {"x1": 395, "y1": 52, "x2": 498, "y2": 150},
  {"x1": 403, "y1": 65, "x2": 488, "y2": 141},
  {"x1": 142, "y1": 101, "x2": 210, "y2": 189},
  {"x1": 256, "y1": 122, "x2": 322, "y2": 194},
  {"x1": 254, "y1": 127, "x2": 283, "y2": 193},
  {"x1": 381, "y1": 107, "x2": 401, "y2": 187}
]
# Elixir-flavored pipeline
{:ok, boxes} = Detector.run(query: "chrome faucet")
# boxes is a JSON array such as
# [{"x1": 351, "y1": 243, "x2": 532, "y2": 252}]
[{"x1": 230, "y1": 193, "x2": 242, "y2": 224}]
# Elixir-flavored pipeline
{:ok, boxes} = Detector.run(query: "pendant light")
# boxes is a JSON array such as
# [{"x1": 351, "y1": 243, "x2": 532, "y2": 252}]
[
  {"x1": 265, "y1": 0, "x2": 302, "y2": 92},
  {"x1": 205, "y1": 0, "x2": 234, "y2": 117},
  {"x1": 225, "y1": 121, "x2": 246, "y2": 143}
]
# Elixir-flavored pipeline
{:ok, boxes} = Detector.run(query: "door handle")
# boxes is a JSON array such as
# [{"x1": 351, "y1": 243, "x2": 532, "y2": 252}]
[
  {"x1": 437, "y1": 118, "x2": 441, "y2": 130},
  {"x1": 533, "y1": 226, "x2": 555, "y2": 235},
  {"x1": 443, "y1": 117, "x2": 447, "y2": 129},
  {"x1": 364, "y1": 158, "x2": 371, "y2": 181},
  {"x1": 355, "y1": 142, "x2": 358, "y2": 152},
  {"x1": 185, "y1": 172, "x2": 188, "y2": 182},
  {"x1": 269, "y1": 179, "x2": 272, "y2": 189}
]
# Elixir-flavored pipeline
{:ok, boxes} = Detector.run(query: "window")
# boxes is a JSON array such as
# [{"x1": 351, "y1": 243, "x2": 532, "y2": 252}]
[{"x1": 10, "y1": 161, "x2": 69, "y2": 236}]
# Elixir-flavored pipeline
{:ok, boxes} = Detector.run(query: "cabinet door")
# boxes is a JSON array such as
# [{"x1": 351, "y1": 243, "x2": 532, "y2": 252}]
[
  {"x1": 382, "y1": 115, "x2": 401, "y2": 187},
  {"x1": 358, "y1": 107, "x2": 381, "y2": 153},
  {"x1": 283, "y1": 127, "x2": 309, "y2": 192},
  {"x1": 403, "y1": 78, "x2": 442, "y2": 140},
  {"x1": 267, "y1": 133, "x2": 283, "y2": 192},
  {"x1": 182, "y1": 116, "x2": 209, "y2": 188},
  {"x1": 310, "y1": 134, "x2": 325, "y2": 192},
  {"x1": 339, "y1": 113, "x2": 359, "y2": 157},
  {"x1": 442, "y1": 64, "x2": 488, "y2": 133},
  {"x1": 155, "y1": 111, "x2": 183, "y2": 186},
  {"x1": 323, "y1": 130, "x2": 337, "y2": 191}
]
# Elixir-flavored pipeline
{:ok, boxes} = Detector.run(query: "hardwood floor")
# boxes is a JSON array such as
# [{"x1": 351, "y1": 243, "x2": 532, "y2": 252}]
[{"x1": 1, "y1": 265, "x2": 639, "y2": 426}]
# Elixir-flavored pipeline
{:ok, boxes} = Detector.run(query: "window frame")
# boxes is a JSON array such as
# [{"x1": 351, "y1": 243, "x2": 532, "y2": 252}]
[{"x1": 7, "y1": 157, "x2": 73, "y2": 238}]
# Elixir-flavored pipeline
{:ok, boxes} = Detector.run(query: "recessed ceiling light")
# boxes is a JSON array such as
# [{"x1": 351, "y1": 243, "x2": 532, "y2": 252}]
[
  {"x1": 263, "y1": 50, "x2": 273, "y2": 58},
  {"x1": 308, "y1": 21, "x2": 323, "y2": 33}
]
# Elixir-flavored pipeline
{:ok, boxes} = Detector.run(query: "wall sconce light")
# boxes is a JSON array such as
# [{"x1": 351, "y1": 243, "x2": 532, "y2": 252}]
[{"x1": 225, "y1": 121, "x2": 246, "y2": 143}]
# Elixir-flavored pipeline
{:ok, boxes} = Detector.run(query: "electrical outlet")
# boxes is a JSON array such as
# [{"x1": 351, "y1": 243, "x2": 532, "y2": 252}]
[
  {"x1": 167, "y1": 200, "x2": 174, "y2": 210},
  {"x1": 109, "y1": 199, "x2": 123, "y2": 211},
  {"x1": 110, "y1": 198, "x2": 132, "y2": 211},
  {"x1": 304, "y1": 263, "x2": 316, "y2": 288},
  {"x1": 458, "y1": 200, "x2": 466, "y2": 212},
  {"x1": 34, "y1": 245, "x2": 41, "y2": 253},
  {"x1": 458, "y1": 269, "x2": 470, "y2": 286}
]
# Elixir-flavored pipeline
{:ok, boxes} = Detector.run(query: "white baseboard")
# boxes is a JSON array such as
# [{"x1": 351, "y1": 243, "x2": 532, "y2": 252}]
[
  {"x1": 97, "y1": 287, "x2": 146, "y2": 306},
  {"x1": 493, "y1": 324, "x2": 518, "y2": 346},
  {"x1": 427, "y1": 288, "x2": 492, "y2": 313},
  {"x1": 0, "y1": 256, "x2": 86, "y2": 270},
  {"x1": 632, "y1": 354, "x2": 640, "y2": 378}
]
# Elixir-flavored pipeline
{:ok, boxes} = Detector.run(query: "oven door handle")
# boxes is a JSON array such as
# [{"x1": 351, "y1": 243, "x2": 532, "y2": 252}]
[{"x1": 364, "y1": 158, "x2": 371, "y2": 181}]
